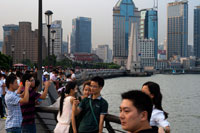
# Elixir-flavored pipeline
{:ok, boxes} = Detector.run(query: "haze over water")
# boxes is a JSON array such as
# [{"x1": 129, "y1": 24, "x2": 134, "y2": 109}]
[{"x1": 102, "y1": 74, "x2": 200, "y2": 133}]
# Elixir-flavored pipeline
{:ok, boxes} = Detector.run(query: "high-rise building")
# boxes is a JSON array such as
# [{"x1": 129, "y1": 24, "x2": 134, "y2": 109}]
[
  {"x1": 51, "y1": 20, "x2": 63, "y2": 57},
  {"x1": 140, "y1": 8, "x2": 158, "y2": 59},
  {"x1": 42, "y1": 20, "x2": 63, "y2": 57},
  {"x1": 0, "y1": 41, "x2": 3, "y2": 52},
  {"x1": 96, "y1": 44, "x2": 112, "y2": 63},
  {"x1": 113, "y1": 0, "x2": 140, "y2": 66},
  {"x1": 71, "y1": 17, "x2": 91, "y2": 53},
  {"x1": 2, "y1": 24, "x2": 19, "y2": 40},
  {"x1": 167, "y1": 0, "x2": 188, "y2": 59},
  {"x1": 62, "y1": 41, "x2": 68, "y2": 54},
  {"x1": 194, "y1": 6, "x2": 200, "y2": 58},
  {"x1": 139, "y1": 39, "x2": 155, "y2": 67},
  {"x1": 67, "y1": 33, "x2": 73, "y2": 54},
  {"x1": 3, "y1": 22, "x2": 47, "y2": 64}
]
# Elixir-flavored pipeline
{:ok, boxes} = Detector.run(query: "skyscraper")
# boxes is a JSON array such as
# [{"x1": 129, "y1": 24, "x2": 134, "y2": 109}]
[
  {"x1": 167, "y1": 0, "x2": 188, "y2": 59},
  {"x1": 96, "y1": 44, "x2": 112, "y2": 63},
  {"x1": 2, "y1": 24, "x2": 19, "y2": 40},
  {"x1": 71, "y1": 17, "x2": 91, "y2": 53},
  {"x1": 3, "y1": 22, "x2": 47, "y2": 64},
  {"x1": 51, "y1": 20, "x2": 63, "y2": 57},
  {"x1": 113, "y1": 0, "x2": 140, "y2": 66},
  {"x1": 140, "y1": 9, "x2": 158, "y2": 59},
  {"x1": 194, "y1": 6, "x2": 200, "y2": 58}
]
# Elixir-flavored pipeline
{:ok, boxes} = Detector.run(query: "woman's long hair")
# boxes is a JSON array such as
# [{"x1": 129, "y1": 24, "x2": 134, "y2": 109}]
[
  {"x1": 143, "y1": 81, "x2": 168, "y2": 119},
  {"x1": 59, "y1": 81, "x2": 76, "y2": 116}
]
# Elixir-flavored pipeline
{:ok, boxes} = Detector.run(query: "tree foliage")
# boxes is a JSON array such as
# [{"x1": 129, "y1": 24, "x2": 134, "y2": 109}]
[{"x1": 0, "y1": 52, "x2": 12, "y2": 69}]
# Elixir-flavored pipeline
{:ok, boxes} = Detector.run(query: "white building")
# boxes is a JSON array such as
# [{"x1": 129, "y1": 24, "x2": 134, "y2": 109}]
[
  {"x1": 96, "y1": 45, "x2": 112, "y2": 63},
  {"x1": 51, "y1": 20, "x2": 63, "y2": 57},
  {"x1": 67, "y1": 33, "x2": 72, "y2": 54},
  {"x1": 42, "y1": 21, "x2": 63, "y2": 57},
  {"x1": 139, "y1": 38, "x2": 156, "y2": 67}
]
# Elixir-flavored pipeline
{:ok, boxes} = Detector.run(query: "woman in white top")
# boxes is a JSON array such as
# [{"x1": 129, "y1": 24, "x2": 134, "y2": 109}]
[
  {"x1": 142, "y1": 81, "x2": 170, "y2": 133},
  {"x1": 54, "y1": 82, "x2": 77, "y2": 133}
]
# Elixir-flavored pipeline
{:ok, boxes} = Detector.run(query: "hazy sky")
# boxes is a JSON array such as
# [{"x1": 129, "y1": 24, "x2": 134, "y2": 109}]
[{"x1": 0, "y1": 0, "x2": 199, "y2": 49}]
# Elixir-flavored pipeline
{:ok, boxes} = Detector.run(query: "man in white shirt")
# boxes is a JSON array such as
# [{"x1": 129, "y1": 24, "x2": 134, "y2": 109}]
[{"x1": 70, "y1": 69, "x2": 76, "y2": 81}]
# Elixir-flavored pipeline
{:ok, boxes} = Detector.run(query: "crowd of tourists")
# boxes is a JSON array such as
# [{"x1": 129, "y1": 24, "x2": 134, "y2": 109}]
[{"x1": 0, "y1": 67, "x2": 170, "y2": 133}]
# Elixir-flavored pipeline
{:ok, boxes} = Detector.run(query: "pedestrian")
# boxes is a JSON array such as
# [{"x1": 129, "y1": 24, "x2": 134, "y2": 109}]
[
  {"x1": 119, "y1": 90, "x2": 158, "y2": 133},
  {"x1": 5, "y1": 74, "x2": 30, "y2": 133},
  {"x1": 54, "y1": 81, "x2": 77, "y2": 133},
  {"x1": 72, "y1": 76, "x2": 108, "y2": 133},
  {"x1": 70, "y1": 69, "x2": 76, "y2": 81},
  {"x1": 69, "y1": 80, "x2": 91, "y2": 133},
  {"x1": 0, "y1": 73, "x2": 6, "y2": 119},
  {"x1": 20, "y1": 73, "x2": 50, "y2": 133},
  {"x1": 142, "y1": 82, "x2": 170, "y2": 133}
]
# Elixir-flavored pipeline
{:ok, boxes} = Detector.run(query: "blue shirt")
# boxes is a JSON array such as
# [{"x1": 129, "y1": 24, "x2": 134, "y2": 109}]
[{"x1": 5, "y1": 90, "x2": 22, "y2": 129}]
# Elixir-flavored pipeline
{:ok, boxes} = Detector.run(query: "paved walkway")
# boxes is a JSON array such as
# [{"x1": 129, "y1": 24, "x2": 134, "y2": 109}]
[{"x1": 0, "y1": 119, "x2": 6, "y2": 133}]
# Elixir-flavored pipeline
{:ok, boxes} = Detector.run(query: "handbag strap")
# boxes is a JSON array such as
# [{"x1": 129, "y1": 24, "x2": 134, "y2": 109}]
[{"x1": 89, "y1": 99, "x2": 98, "y2": 126}]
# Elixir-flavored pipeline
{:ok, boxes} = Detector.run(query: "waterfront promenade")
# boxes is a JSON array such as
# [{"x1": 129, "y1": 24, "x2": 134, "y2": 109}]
[{"x1": 0, "y1": 119, "x2": 6, "y2": 133}]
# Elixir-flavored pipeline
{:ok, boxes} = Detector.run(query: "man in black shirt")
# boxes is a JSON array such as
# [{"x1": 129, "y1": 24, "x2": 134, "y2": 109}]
[{"x1": 119, "y1": 90, "x2": 158, "y2": 133}]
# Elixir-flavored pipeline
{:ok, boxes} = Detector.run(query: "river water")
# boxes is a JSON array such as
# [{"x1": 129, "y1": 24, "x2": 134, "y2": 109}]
[{"x1": 101, "y1": 74, "x2": 200, "y2": 133}]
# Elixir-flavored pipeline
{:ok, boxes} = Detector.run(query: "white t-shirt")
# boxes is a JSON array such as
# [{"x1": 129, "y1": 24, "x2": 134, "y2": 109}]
[
  {"x1": 71, "y1": 73, "x2": 76, "y2": 79},
  {"x1": 150, "y1": 107, "x2": 170, "y2": 127}
]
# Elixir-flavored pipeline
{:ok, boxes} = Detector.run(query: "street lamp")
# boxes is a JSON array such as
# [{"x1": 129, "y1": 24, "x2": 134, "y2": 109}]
[
  {"x1": 45, "y1": 10, "x2": 53, "y2": 72},
  {"x1": 23, "y1": 49, "x2": 26, "y2": 63},
  {"x1": 51, "y1": 30, "x2": 56, "y2": 55},
  {"x1": 11, "y1": 45, "x2": 15, "y2": 65}
]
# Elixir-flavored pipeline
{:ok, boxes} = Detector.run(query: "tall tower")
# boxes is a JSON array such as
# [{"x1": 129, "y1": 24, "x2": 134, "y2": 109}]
[
  {"x1": 51, "y1": 20, "x2": 63, "y2": 57},
  {"x1": 167, "y1": 0, "x2": 188, "y2": 59},
  {"x1": 140, "y1": 8, "x2": 158, "y2": 60},
  {"x1": 113, "y1": 0, "x2": 140, "y2": 66},
  {"x1": 194, "y1": 6, "x2": 200, "y2": 58},
  {"x1": 71, "y1": 17, "x2": 92, "y2": 53}
]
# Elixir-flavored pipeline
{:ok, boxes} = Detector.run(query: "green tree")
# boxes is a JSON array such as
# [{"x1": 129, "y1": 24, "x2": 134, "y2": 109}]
[{"x1": 0, "y1": 52, "x2": 12, "y2": 69}]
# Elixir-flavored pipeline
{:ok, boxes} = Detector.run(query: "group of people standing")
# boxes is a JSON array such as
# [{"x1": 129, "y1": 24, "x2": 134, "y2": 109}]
[
  {"x1": 53, "y1": 76, "x2": 170, "y2": 133},
  {"x1": 1, "y1": 71, "x2": 51, "y2": 133},
  {"x1": 1, "y1": 67, "x2": 170, "y2": 133}
]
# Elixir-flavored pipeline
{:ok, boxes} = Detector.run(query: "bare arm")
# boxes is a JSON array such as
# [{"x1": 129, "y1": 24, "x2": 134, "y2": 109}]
[
  {"x1": 158, "y1": 126, "x2": 170, "y2": 133},
  {"x1": 71, "y1": 97, "x2": 77, "y2": 133},
  {"x1": 16, "y1": 83, "x2": 23, "y2": 94},
  {"x1": 39, "y1": 81, "x2": 50, "y2": 99},
  {"x1": 98, "y1": 115, "x2": 105, "y2": 133},
  {"x1": 72, "y1": 99, "x2": 81, "y2": 116},
  {"x1": 2, "y1": 83, "x2": 6, "y2": 95},
  {"x1": 19, "y1": 80, "x2": 30, "y2": 104}
]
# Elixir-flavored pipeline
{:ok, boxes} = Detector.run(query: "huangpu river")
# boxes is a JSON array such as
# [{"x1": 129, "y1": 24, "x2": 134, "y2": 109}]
[{"x1": 101, "y1": 74, "x2": 200, "y2": 133}]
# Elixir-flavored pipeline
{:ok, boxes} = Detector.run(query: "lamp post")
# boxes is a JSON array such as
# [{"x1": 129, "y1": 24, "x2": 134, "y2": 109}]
[
  {"x1": 51, "y1": 30, "x2": 56, "y2": 55},
  {"x1": 23, "y1": 49, "x2": 26, "y2": 63},
  {"x1": 38, "y1": 0, "x2": 43, "y2": 91},
  {"x1": 11, "y1": 45, "x2": 15, "y2": 65},
  {"x1": 45, "y1": 10, "x2": 53, "y2": 72}
]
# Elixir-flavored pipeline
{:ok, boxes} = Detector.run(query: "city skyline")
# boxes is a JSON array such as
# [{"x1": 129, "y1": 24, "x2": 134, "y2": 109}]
[{"x1": 0, "y1": 0, "x2": 199, "y2": 49}]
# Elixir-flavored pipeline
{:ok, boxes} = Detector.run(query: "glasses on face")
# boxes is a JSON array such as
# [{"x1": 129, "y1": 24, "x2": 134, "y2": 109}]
[{"x1": 90, "y1": 85, "x2": 99, "y2": 89}]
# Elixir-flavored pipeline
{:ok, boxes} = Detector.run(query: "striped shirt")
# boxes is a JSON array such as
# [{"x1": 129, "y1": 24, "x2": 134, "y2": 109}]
[
  {"x1": 20, "y1": 87, "x2": 41, "y2": 126},
  {"x1": 5, "y1": 90, "x2": 22, "y2": 129}
]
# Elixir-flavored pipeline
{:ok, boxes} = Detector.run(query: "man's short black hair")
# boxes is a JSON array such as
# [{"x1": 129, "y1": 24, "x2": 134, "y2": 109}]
[
  {"x1": 70, "y1": 69, "x2": 75, "y2": 73},
  {"x1": 121, "y1": 90, "x2": 153, "y2": 121},
  {"x1": 6, "y1": 74, "x2": 17, "y2": 88},
  {"x1": 22, "y1": 73, "x2": 33, "y2": 87},
  {"x1": 91, "y1": 76, "x2": 104, "y2": 88}
]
